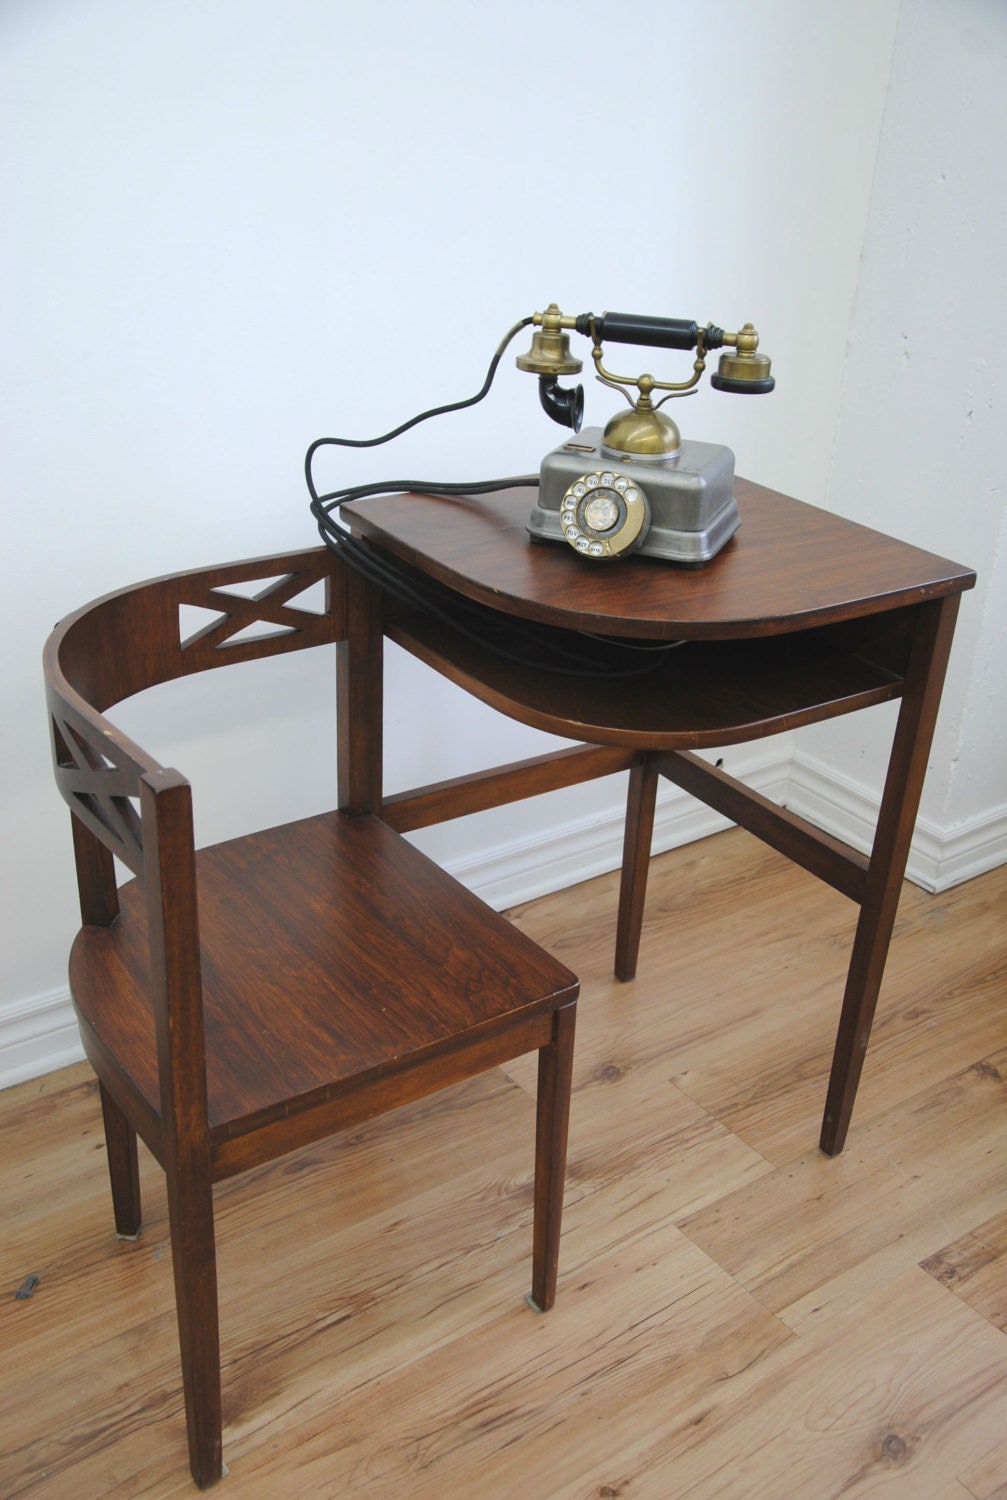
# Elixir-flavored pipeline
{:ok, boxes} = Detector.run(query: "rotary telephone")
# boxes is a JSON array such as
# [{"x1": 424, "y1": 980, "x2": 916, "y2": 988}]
[
  {"x1": 307, "y1": 300, "x2": 774, "y2": 570},
  {"x1": 518, "y1": 304, "x2": 774, "y2": 565}
]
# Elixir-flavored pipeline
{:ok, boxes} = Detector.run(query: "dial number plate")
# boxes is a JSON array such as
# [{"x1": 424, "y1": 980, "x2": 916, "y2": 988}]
[{"x1": 559, "y1": 470, "x2": 650, "y2": 559}]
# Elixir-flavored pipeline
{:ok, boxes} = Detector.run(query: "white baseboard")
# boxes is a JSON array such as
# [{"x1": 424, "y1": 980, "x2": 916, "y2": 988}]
[
  {"x1": 442, "y1": 744, "x2": 793, "y2": 910},
  {"x1": 787, "y1": 751, "x2": 1007, "y2": 894},
  {"x1": 918, "y1": 803, "x2": 1007, "y2": 890},
  {"x1": 0, "y1": 987, "x2": 84, "y2": 1092},
  {"x1": 5, "y1": 743, "x2": 1002, "y2": 1090}
]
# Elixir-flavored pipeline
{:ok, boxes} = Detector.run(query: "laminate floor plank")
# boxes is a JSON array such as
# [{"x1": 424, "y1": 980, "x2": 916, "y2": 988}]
[
  {"x1": 509, "y1": 834, "x2": 1007, "y2": 1167},
  {"x1": 1, "y1": 829, "x2": 1004, "y2": 1497},
  {"x1": 921, "y1": 1207, "x2": 1007, "y2": 1335},
  {"x1": 0, "y1": 1067, "x2": 111, "y2": 1231},
  {"x1": 678, "y1": 1048, "x2": 1007, "y2": 1333},
  {"x1": 697, "y1": 866, "x2": 1007, "y2": 1166},
  {"x1": 217, "y1": 1220, "x2": 791, "y2": 1499},
  {"x1": 552, "y1": 1269, "x2": 1007, "y2": 1500},
  {"x1": 961, "y1": 1437, "x2": 1007, "y2": 1499}
]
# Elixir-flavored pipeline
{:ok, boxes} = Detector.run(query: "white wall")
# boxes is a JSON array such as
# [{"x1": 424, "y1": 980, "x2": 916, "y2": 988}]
[
  {"x1": 8, "y1": 0, "x2": 997, "y2": 1088},
  {"x1": 791, "y1": 0, "x2": 1007, "y2": 889}
]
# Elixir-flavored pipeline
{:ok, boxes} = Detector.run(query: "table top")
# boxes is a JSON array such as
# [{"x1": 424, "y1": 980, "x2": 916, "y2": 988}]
[{"x1": 344, "y1": 478, "x2": 975, "y2": 642}]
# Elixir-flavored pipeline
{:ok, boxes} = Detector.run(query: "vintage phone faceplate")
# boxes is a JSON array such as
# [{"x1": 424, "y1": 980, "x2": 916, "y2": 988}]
[{"x1": 527, "y1": 427, "x2": 739, "y2": 565}]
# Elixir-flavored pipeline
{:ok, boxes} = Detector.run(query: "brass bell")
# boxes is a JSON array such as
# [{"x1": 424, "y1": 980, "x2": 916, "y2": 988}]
[{"x1": 602, "y1": 375, "x2": 680, "y2": 454}]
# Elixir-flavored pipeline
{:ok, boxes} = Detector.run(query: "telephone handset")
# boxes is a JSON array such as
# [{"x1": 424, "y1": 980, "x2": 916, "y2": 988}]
[{"x1": 517, "y1": 305, "x2": 774, "y2": 565}]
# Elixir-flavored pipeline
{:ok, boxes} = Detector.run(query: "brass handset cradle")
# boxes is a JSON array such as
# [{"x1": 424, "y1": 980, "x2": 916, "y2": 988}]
[
  {"x1": 588, "y1": 322, "x2": 710, "y2": 460},
  {"x1": 591, "y1": 327, "x2": 709, "y2": 406},
  {"x1": 519, "y1": 303, "x2": 775, "y2": 564}
]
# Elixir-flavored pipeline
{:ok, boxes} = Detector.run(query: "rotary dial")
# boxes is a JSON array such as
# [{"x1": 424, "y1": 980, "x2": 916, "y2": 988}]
[{"x1": 559, "y1": 469, "x2": 650, "y2": 559}]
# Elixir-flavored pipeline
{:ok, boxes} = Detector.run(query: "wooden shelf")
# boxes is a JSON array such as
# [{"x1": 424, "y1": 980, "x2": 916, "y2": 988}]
[{"x1": 385, "y1": 600, "x2": 904, "y2": 751}]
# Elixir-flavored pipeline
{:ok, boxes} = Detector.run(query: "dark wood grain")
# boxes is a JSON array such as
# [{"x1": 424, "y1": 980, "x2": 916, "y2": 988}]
[
  {"x1": 344, "y1": 482, "x2": 974, "y2": 641},
  {"x1": 819, "y1": 594, "x2": 962, "y2": 1155},
  {"x1": 44, "y1": 548, "x2": 580, "y2": 1490},
  {"x1": 70, "y1": 810, "x2": 577, "y2": 1143},
  {"x1": 336, "y1": 564, "x2": 384, "y2": 814},
  {"x1": 614, "y1": 758, "x2": 659, "y2": 982},
  {"x1": 70, "y1": 811, "x2": 120, "y2": 928},
  {"x1": 51, "y1": 548, "x2": 340, "y2": 712},
  {"x1": 530, "y1": 1000, "x2": 577, "y2": 1313},
  {"x1": 341, "y1": 476, "x2": 975, "y2": 1168},
  {"x1": 386, "y1": 602, "x2": 905, "y2": 749},
  {"x1": 98, "y1": 1081, "x2": 141, "y2": 1238},
  {"x1": 382, "y1": 745, "x2": 640, "y2": 833},
  {"x1": 45, "y1": 547, "x2": 344, "y2": 878},
  {"x1": 655, "y1": 750, "x2": 870, "y2": 904},
  {"x1": 140, "y1": 770, "x2": 220, "y2": 1491}
]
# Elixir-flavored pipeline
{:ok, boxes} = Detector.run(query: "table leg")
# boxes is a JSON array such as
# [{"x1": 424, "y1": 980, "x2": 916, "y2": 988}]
[
  {"x1": 819, "y1": 594, "x2": 962, "y2": 1156},
  {"x1": 337, "y1": 567, "x2": 384, "y2": 815},
  {"x1": 615, "y1": 756, "x2": 660, "y2": 982}
]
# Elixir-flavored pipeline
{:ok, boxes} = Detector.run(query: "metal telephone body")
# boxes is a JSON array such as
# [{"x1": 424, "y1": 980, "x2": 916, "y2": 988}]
[{"x1": 527, "y1": 427, "x2": 739, "y2": 566}]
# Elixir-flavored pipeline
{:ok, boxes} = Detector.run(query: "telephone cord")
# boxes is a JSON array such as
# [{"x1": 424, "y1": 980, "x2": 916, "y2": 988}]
[{"x1": 305, "y1": 317, "x2": 683, "y2": 679}]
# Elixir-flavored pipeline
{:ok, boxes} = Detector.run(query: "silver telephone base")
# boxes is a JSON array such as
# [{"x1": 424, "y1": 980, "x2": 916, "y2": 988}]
[{"x1": 527, "y1": 427, "x2": 739, "y2": 565}]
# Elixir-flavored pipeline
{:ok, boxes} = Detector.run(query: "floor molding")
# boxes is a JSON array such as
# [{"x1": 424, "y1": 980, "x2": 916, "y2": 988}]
[
  {"x1": 0, "y1": 987, "x2": 84, "y2": 1092},
  {"x1": 786, "y1": 752, "x2": 1007, "y2": 894},
  {"x1": 440, "y1": 745, "x2": 793, "y2": 911}
]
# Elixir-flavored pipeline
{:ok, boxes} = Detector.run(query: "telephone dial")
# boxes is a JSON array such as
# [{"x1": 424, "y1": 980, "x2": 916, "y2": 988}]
[{"x1": 307, "y1": 300, "x2": 774, "y2": 570}]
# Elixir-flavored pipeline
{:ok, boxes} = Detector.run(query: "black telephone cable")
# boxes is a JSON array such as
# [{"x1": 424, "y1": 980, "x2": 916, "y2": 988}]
[{"x1": 305, "y1": 316, "x2": 683, "y2": 679}]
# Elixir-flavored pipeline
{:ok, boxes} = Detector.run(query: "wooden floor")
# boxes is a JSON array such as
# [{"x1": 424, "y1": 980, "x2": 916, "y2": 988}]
[{"x1": 2, "y1": 827, "x2": 1006, "y2": 1498}]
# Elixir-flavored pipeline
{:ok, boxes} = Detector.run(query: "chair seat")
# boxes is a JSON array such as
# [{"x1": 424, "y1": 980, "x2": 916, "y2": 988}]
[{"x1": 70, "y1": 810, "x2": 576, "y2": 1144}]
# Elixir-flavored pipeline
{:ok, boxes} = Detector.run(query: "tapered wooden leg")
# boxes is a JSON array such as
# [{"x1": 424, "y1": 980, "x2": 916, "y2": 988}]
[
  {"x1": 140, "y1": 772, "x2": 222, "y2": 1484},
  {"x1": 615, "y1": 757, "x2": 659, "y2": 981},
  {"x1": 99, "y1": 1082, "x2": 141, "y2": 1239},
  {"x1": 165, "y1": 1162, "x2": 222, "y2": 1489},
  {"x1": 819, "y1": 595, "x2": 961, "y2": 1158},
  {"x1": 529, "y1": 1000, "x2": 577, "y2": 1313},
  {"x1": 336, "y1": 566, "x2": 384, "y2": 815}
]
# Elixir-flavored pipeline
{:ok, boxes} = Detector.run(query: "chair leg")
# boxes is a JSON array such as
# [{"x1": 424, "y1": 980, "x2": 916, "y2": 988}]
[
  {"x1": 615, "y1": 757, "x2": 659, "y2": 981},
  {"x1": 98, "y1": 1082, "x2": 142, "y2": 1239},
  {"x1": 529, "y1": 1001, "x2": 577, "y2": 1313},
  {"x1": 164, "y1": 1159, "x2": 223, "y2": 1489}
]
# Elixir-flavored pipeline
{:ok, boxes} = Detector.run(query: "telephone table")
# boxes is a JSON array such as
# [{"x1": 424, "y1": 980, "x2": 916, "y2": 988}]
[{"x1": 334, "y1": 477, "x2": 975, "y2": 1156}]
